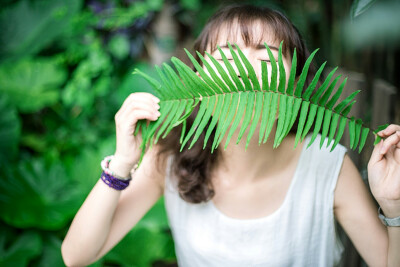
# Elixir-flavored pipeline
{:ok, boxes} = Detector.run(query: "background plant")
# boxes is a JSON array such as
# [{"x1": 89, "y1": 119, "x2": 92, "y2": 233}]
[{"x1": 0, "y1": 0, "x2": 398, "y2": 266}]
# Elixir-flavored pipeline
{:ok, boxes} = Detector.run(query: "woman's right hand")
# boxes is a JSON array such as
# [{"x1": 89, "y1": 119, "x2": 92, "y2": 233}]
[{"x1": 110, "y1": 92, "x2": 160, "y2": 177}]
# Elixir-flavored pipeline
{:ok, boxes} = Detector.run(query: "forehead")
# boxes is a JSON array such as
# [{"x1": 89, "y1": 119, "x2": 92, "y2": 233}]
[{"x1": 207, "y1": 19, "x2": 279, "y2": 51}]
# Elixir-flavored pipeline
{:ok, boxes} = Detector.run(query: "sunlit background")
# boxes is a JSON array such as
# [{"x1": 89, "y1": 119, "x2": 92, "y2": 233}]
[{"x1": 0, "y1": 0, "x2": 399, "y2": 266}]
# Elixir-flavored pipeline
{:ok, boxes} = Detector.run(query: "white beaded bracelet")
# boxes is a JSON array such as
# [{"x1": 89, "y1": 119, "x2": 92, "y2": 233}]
[{"x1": 101, "y1": 155, "x2": 137, "y2": 181}]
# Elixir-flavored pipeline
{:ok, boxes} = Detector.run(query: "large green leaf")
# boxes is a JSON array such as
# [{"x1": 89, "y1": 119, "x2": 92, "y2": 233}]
[
  {"x1": 345, "y1": 1, "x2": 400, "y2": 49},
  {"x1": 0, "y1": 95, "x2": 20, "y2": 161},
  {"x1": 0, "y1": 0, "x2": 82, "y2": 60},
  {"x1": 0, "y1": 58, "x2": 67, "y2": 113},
  {"x1": 351, "y1": 0, "x2": 378, "y2": 18},
  {"x1": 0, "y1": 225, "x2": 42, "y2": 266},
  {"x1": 133, "y1": 43, "x2": 387, "y2": 164},
  {"x1": 33, "y1": 234, "x2": 65, "y2": 267},
  {"x1": 0, "y1": 159, "x2": 81, "y2": 230}
]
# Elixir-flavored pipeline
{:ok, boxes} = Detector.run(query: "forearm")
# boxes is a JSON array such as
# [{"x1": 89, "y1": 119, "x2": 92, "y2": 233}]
[
  {"x1": 61, "y1": 179, "x2": 122, "y2": 266},
  {"x1": 388, "y1": 227, "x2": 400, "y2": 266},
  {"x1": 384, "y1": 205, "x2": 400, "y2": 267}
]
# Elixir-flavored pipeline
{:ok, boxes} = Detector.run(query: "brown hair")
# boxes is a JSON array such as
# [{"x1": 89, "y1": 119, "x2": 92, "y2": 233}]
[{"x1": 158, "y1": 4, "x2": 315, "y2": 203}]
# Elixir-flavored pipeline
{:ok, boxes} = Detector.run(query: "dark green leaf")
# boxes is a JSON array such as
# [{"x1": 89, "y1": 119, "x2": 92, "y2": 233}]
[
  {"x1": 0, "y1": 159, "x2": 81, "y2": 229},
  {"x1": 0, "y1": 95, "x2": 20, "y2": 161},
  {"x1": 0, "y1": 58, "x2": 66, "y2": 112},
  {"x1": 0, "y1": 226, "x2": 42, "y2": 266},
  {"x1": 351, "y1": 0, "x2": 378, "y2": 18}
]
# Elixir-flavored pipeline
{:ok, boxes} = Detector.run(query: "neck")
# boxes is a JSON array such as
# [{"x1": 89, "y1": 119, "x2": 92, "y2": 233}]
[{"x1": 215, "y1": 125, "x2": 302, "y2": 184}]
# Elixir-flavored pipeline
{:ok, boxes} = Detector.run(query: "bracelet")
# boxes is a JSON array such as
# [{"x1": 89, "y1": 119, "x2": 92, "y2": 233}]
[
  {"x1": 100, "y1": 155, "x2": 137, "y2": 191},
  {"x1": 101, "y1": 171, "x2": 131, "y2": 190},
  {"x1": 378, "y1": 207, "x2": 400, "y2": 227},
  {"x1": 101, "y1": 155, "x2": 135, "y2": 181}
]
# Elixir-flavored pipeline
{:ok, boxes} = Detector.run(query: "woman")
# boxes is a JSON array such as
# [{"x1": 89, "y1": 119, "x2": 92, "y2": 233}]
[{"x1": 62, "y1": 4, "x2": 400, "y2": 266}]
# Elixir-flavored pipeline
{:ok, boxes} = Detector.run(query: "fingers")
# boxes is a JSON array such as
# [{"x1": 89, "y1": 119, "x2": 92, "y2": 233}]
[
  {"x1": 377, "y1": 124, "x2": 400, "y2": 137},
  {"x1": 370, "y1": 139, "x2": 384, "y2": 164},
  {"x1": 379, "y1": 130, "x2": 400, "y2": 155},
  {"x1": 116, "y1": 93, "x2": 160, "y2": 122}
]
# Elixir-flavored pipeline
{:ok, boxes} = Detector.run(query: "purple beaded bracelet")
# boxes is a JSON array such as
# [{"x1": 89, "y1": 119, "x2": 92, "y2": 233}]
[
  {"x1": 101, "y1": 171, "x2": 131, "y2": 190},
  {"x1": 100, "y1": 155, "x2": 134, "y2": 191}
]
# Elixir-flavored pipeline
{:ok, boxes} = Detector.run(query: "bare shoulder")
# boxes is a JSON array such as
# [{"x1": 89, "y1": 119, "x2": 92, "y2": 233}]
[
  {"x1": 333, "y1": 154, "x2": 388, "y2": 266},
  {"x1": 334, "y1": 154, "x2": 371, "y2": 211}
]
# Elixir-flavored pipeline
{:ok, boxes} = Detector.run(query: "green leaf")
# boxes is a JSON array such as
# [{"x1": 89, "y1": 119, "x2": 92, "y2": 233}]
[
  {"x1": 227, "y1": 42, "x2": 253, "y2": 92},
  {"x1": 307, "y1": 106, "x2": 325, "y2": 148},
  {"x1": 108, "y1": 34, "x2": 130, "y2": 60},
  {"x1": 264, "y1": 44, "x2": 278, "y2": 92},
  {"x1": 133, "y1": 43, "x2": 379, "y2": 162},
  {"x1": 189, "y1": 96, "x2": 216, "y2": 149},
  {"x1": 0, "y1": 0, "x2": 82, "y2": 60},
  {"x1": 0, "y1": 95, "x2": 20, "y2": 161},
  {"x1": 359, "y1": 127, "x2": 369, "y2": 153},
  {"x1": 154, "y1": 100, "x2": 181, "y2": 143},
  {"x1": 277, "y1": 42, "x2": 287, "y2": 94},
  {"x1": 286, "y1": 49, "x2": 297, "y2": 95},
  {"x1": 302, "y1": 62, "x2": 327, "y2": 101},
  {"x1": 35, "y1": 234, "x2": 65, "y2": 267},
  {"x1": 294, "y1": 48, "x2": 319, "y2": 97},
  {"x1": 327, "y1": 112, "x2": 340, "y2": 146},
  {"x1": 263, "y1": 93, "x2": 279, "y2": 143},
  {"x1": 261, "y1": 61, "x2": 270, "y2": 91},
  {"x1": 274, "y1": 94, "x2": 288, "y2": 148},
  {"x1": 235, "y1": 44, "x2": 261, "y2": 91},
  {"x1": 225, "y1": 92, "x2": 249, "y2": 149},
  {"x1": 351, "y1": 0, "x2": 378, "y2": 18},
  {"x1": 212, "y1": 94, "x2": 233, "y2": 152},
  {"x1": 217, "y1": 46, "x2": 245, "y2": 92},
  {"x1": 184, "y1": 49, "x2": 221, "y2": 95},
  {"x1": 301, "y1": 103, "x2": 318, "y2": 141},
  {"x1": 294, "y1": 101, "x2": 310, "y2": 148},
  {"x1": 181, "y1": 98, "x2": 209, "y2": 150},
  {"x1": 237, "y1": 92, "x2": 256, "y2": 144},
  {"x1": 197, "y1": 52, "x2": 228, "y2": 94},
  {"x1": 0, "y1": 159, "x2": 81, "y2": 229},
  {"x1": 354, "y1": 119, "x2": 363, "y2": 150},
  {"x1": 216, "y1": 93, "x2": 240, "y2": 149},
  {"x1": 0, "y1": 226, "x2": 42, "y2": 266},
  {"x1": 205, "y1": 51, "x2": 238, "y2": 93},
  {"x1": 331, "y1": 117, "x2": 348, "y2": 151},
  {"x1": 320, "y1": 109, "x2": 333, "y2": 148},
  {"x1": 0, "y1": 58, "x2": 66, "y2": 112},
  {"x1": 246, "y1": 92, "x2": 264, "y2": 150},
  {"x1": 204, "y1": 94, "x2": 225, "y2": 148},
  {"x1": 349, "y1": 117, "x2": 356, "y2": 149},
  {"x1": 259, "y1": 92, "x2": 272, "y2": 145},
  {"x1": 373, "y1": 124, "x2": 389, "y2": 145}
]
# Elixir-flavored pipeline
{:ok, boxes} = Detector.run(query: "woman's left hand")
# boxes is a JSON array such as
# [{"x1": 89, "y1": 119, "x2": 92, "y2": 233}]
[{"x1": 368, "y1": 124, "x2": 400, "y2": 218}]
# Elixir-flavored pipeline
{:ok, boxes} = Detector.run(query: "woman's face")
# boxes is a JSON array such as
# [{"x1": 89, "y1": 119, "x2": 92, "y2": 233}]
[{"x1": 204, "y1": 20, "x2": 292, "y2": 89}]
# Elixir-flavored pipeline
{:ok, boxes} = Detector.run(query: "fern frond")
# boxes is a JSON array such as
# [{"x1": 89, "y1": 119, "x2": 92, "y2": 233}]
[{"x1": 133, "y1": 42, "x2": 387, "y2": 165}]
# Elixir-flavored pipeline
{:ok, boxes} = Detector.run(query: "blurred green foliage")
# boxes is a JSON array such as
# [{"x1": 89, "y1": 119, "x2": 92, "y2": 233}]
[
  {"x1": 0, "y1": 0, "x2": 179, "y2": 266},
  {"x1": 0, "y1": 0, "x2": 398, "y2": 266}
]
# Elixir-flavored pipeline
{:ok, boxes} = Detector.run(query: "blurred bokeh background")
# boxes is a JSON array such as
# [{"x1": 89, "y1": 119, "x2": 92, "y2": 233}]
[{"x1": 0, "y1": 0, "x2": 399, "y2": 266}]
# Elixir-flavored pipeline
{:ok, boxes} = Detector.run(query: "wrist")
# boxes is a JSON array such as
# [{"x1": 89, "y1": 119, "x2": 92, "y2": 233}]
[
  {"x1": 377, "y1": 200, "x2": 400, "y2": 218},
  {"x1": 108, "y1": 155, "x2": 137, "y2": 178}
]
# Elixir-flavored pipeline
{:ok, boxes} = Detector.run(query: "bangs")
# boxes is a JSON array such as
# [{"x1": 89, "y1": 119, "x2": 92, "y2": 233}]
[
  {"x1": 193, "y1": 4, "x2": 310, "y2": 78},
  {"x1": 195, "y1": 7, "x2": 294, "y2": 58},
  {"x1": 208, "y1": 19, "x2": 278, "y2": 53}
]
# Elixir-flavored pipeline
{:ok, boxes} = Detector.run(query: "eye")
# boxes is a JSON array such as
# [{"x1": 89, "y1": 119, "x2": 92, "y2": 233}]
[
  {"x1": 216, "y1": 58, "x2": 234, "y2": 62},
  {"x1": 260, "y1": 59, "x2": 271, "y2": 63}
]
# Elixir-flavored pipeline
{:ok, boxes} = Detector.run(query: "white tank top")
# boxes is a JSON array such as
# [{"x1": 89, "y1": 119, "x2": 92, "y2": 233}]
[{"x1": 164, "y1": 135, "x2": 347, "y2": 267}]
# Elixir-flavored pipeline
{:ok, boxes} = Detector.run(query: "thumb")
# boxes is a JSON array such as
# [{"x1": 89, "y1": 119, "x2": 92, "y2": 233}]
[{"x1": 369, "y1": 139, "x2": 384, "y2": 165}]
